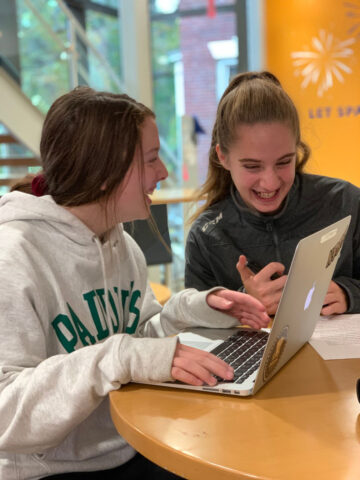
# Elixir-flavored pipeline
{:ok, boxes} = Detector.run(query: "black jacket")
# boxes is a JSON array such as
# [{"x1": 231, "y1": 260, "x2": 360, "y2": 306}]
[{"x1": 185, "y1": 174, "x2": 360, "y2": 313}]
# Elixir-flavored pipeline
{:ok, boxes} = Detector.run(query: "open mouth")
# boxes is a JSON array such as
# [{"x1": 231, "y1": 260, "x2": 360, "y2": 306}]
[
  {"x1": 253, "y1": 189, "x2": 280, "y2": 201},
  {"x1": 145, "y1": 189, "x2": 155, "y2": 204}
]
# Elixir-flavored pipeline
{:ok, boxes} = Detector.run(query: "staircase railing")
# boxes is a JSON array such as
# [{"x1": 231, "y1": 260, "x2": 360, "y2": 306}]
[{"x1": 23, "y1": 0, "x2": 125, "y2": 94}]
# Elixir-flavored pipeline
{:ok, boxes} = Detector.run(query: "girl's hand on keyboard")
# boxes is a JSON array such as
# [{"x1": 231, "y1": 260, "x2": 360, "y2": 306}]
[
  {"x1": 206, "y1": 288, "x2": 270, "y2": 329},
  {"x1": 171, "y1": 343, "x2": 234, "y2": 386}
]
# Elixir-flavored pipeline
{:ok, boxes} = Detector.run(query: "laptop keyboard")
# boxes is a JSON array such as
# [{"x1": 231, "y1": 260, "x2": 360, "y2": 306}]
[{"x1": 210, "y1": 330, "x2": 269, "y2": 384}]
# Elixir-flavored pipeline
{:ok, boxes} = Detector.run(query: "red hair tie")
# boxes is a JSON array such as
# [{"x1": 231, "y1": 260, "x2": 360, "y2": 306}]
[{"x1": 31, "y1": 174, "x2": 47, "y2": 197}]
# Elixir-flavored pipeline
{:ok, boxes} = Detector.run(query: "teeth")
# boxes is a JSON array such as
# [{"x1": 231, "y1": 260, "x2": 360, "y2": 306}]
[{"x1": 256, "y1": 191, "x2": 276, "y2": 199}]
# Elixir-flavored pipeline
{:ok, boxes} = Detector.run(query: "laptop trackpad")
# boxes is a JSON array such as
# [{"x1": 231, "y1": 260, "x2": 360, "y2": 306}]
[{"x1": 178, "y1": 331, "x2": 225, "y2": 352}]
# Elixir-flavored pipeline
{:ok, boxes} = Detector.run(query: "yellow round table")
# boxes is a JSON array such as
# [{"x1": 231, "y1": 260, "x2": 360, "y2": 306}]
[
  {"x1": 110, "y1": 343, "x2": 360, "y2": 479},
  {"x1": 149, "y1": 282, "x2": 171, "y2": 305}
]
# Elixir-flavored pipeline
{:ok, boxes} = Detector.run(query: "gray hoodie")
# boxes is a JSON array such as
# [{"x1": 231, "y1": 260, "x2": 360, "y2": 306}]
[{"x1": 0, "y1": 192, "x2": 238, "y2": 479}]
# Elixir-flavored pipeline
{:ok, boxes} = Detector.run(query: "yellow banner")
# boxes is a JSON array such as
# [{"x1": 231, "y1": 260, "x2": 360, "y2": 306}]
[{"x1": 265, "y1": 0, "x2": 360, "y2": 186}]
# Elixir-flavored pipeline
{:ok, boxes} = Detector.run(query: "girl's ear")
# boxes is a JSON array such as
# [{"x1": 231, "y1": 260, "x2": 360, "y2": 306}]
[
  {"x1": 100, "y1": 182, "x2": 107, "y2": 191},
  {"x1": 216, "y1": 144, "x2": 230, "y2": 170}
]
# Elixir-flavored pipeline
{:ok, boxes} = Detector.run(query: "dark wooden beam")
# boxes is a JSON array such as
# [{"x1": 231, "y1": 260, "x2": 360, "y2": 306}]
[
  {"x1": 0, "y1": 134, "x2": 17, "y2": 144},
  {"x1": 0, "y1": 157, "x2": 40, "y2": 167}
]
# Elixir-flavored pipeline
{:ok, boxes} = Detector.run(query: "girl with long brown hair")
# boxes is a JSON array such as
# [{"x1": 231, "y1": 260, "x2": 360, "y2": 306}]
[
  {"x1": 185, "y1": 71, "x2": 360, "y2": 316},
  {"x1": 0, "y1": 87, "x2": 269, "y2": 479}
]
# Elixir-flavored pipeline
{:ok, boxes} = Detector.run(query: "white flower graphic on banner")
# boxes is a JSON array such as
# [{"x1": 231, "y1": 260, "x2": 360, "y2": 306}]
[
  {"x1": 344, "y1": 1, "x2": 360, "y2": 38},
  {"x1": 291, "y1": 30, "x2": 355, "y2": 97}
]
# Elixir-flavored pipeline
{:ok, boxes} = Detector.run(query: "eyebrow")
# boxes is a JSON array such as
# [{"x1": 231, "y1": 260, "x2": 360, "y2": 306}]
[{"x1": 239, "y1": 152, "x2": 296, "y2": 163}]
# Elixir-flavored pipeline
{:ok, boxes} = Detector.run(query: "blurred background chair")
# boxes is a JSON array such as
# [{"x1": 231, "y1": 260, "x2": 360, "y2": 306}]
[{"x1": 124, "y1": 203, "x2": 172, "y2": 305}]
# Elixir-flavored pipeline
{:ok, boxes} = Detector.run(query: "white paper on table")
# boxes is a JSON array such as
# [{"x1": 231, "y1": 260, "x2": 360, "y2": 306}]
[{"x1": 309, "y1": 314, "x2": 360, "y2": 360}]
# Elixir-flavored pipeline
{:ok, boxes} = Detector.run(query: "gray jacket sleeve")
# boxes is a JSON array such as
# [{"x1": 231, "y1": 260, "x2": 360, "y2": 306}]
[
  {"x1": 334, "y1": 230, "x2": 360, "y2": 313},
  {"x1": 333, "y1": 199, "x2": 360, "y2": 313},
  {"x1": 185, "y1": 228, "x2": 218, "y2": 291},
  {"x1": 334, "y1": 276, "x2": 360, "y2": 313}
]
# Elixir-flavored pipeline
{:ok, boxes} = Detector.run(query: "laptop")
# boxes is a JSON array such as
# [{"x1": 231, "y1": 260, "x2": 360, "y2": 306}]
[{"x1": 145, "y1": 216, "x2": 351, "y2": 396}]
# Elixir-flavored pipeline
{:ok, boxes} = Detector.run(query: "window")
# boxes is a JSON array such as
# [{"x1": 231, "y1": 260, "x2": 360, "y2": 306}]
[{"x1": 149, "y1": 0, "x2": 238, "y2": 290}]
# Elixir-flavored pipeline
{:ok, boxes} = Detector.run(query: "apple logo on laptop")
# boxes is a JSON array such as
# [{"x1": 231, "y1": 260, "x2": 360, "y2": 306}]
[{"x1": 304, "y1": 282, "x2": 315, "y2": 310}]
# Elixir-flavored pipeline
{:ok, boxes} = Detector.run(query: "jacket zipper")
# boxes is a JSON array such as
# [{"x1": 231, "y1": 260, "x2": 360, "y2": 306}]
[{"x1": 265, "y1": 222, "x2": 282, "y2": 263}]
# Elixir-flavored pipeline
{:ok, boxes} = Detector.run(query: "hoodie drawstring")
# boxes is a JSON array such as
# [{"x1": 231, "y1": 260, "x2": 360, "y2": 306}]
[
  {"x1": 115, "y1": 225, "x2": 125, "y2": 292},
  {"x1": 93, "y1": 236, "x2": 112, "y2": 331}
]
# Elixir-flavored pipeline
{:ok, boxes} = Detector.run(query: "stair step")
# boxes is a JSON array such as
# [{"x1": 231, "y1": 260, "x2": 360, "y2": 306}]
[
  {"x1": 0, "y1": 157, "x2": 40, "y2": 167},
  {"x1": 0, "y1": 134, "x2": 17, "y2": 144},
  {"x1": 0, "y1": 178, "x2": 17, "y2": 187}
]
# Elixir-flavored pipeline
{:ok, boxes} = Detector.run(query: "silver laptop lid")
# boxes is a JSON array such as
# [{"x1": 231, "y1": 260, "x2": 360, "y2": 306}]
[{"x1": 253, "y1": 215, "x2": 351, "y2": 394}]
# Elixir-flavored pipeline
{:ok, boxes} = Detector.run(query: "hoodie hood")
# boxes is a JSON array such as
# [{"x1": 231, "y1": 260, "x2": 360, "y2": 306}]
[{"x1": 0, "y1": 191, "x2": 121, "y2": 247}]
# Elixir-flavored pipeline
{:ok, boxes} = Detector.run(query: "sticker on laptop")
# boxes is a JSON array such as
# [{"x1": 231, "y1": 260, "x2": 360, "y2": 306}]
[
  {"x1": 326, "y1": 232, "x2": 346, "y2": 268},
  {"x1": 263, "y1": 326, "x2": 289, "y2": 381}
]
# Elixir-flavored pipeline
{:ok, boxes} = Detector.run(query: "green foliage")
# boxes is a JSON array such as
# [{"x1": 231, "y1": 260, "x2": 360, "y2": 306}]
[
  {"x1": 151, "y1": 18, "x2": 180, "y2": 176},
  {"x1": 16, "y1": 0, "x2": 122, "y2": 113},
  {"x1": 16, "y1": 0, "x2": 70, "y2": 113},
  {"x1": 86, "y1": 10, "x2": 122, "y2": 88}
]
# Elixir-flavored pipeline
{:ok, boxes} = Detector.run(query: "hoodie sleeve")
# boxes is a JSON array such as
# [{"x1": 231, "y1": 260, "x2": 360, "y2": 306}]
[
  {"x1": 0, "y1": 270, "x2": 178, "y2": 453},
  {"x1": 138, "y1": 282, "x2": 239, "y2": 338}
]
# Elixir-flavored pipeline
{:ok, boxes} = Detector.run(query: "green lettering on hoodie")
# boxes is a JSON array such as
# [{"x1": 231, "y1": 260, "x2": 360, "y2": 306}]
[
  {"x1": 67, "y1": 303, "x2": 96, "y2": 347},
  {"x1": 51, "y1": 314, "x2": 78, "y2": 353},
  {"x1": 125, "y1": 281, "x2": 141, "y2": 334},
  {"x1": 95, "y1": 289, "x2": 121, "y2": 335},
  {"x1": 107, "y1": 290, "x2": 120, "y2": 332},
  {"x1": 120, "y1": 289, "x2": 129, "y2": 313},
  {"x1": 52, "y1": 282, "x2": 141, "y2": 351},
  {"x1": 83, "y1": 290, "x2": 109, "y2": 340}
]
